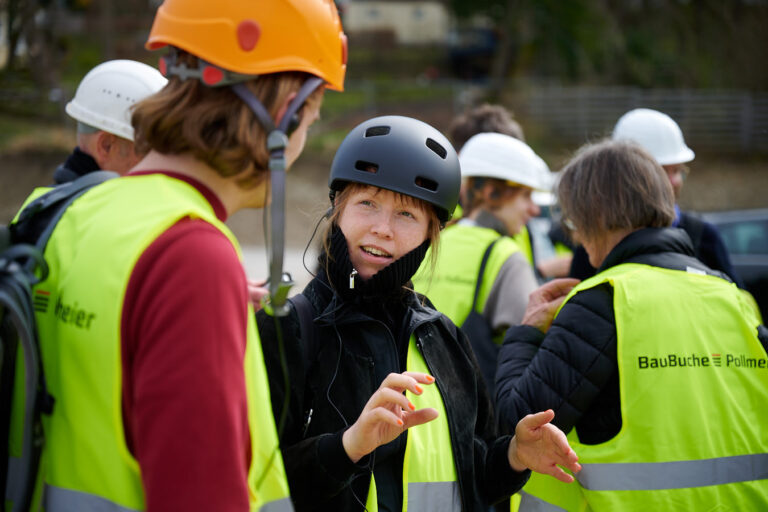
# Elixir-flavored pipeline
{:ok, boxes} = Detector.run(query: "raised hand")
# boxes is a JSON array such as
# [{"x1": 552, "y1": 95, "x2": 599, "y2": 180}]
[
  {"x1": 522, "y1": 278, "x2": 580, "y2": 333},
  {"x1": 508, "y1": 409, "x2": 582, "y2": 483},
  {"x1": 342, "y1": 372, "x2": 439, "y2": 463}
]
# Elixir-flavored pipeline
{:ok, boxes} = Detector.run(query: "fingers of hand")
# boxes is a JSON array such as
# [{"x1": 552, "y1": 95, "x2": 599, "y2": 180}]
[
  {"x1": 369, "y1": 387, "x2": 415, "y2": 414},
  {"x1": 381, "y1": 372, "x2": 432, "y2": 395},
  {"x1": 402, "y1": 407, "x2": 439, "y2": 429},
  {"x1": 518, "y1": 409, "x2": 555, "y2": 434},
  {"x1": 402, "y1": 371, "x2": 436, "y2": 385},
  {"x1": 549, "y1": 465, "x2": 576, "y2": 484},
  {"x1": 545, "y1": 278, "x2": 580, "y2": 298}
]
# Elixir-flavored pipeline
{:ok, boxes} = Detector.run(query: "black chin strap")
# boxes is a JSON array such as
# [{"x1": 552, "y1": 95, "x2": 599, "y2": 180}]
[{"x1": 231, "y1": 77, "x2": 324, "y2": 316}]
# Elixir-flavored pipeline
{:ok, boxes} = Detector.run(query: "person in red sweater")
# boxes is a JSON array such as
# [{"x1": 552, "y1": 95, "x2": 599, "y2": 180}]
[{"x1": 12, "y1": 1, "x2": 348, "y2": 511}]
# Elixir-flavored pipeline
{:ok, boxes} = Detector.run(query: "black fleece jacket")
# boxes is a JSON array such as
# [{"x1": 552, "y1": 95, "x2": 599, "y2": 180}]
[
  {"x1": 494, "y1": 227, "x2": 734, "y2": 443},
  {"x1": 257, "y1": 229, "x2": 528, "y2": 511}
]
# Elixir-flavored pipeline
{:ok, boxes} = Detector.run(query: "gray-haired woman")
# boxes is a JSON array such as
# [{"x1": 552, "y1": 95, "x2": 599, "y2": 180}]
[{"x1": 495, "y1": 139, "x2": 768, "y2": 511}]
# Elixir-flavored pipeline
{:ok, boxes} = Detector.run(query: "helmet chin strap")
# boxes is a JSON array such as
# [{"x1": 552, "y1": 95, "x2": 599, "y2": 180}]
[{"x1": 232, "y1": 77, "x2": 324, "y2": 316}]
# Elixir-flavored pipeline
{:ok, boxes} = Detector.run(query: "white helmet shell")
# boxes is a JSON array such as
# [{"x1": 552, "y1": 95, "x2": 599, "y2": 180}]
[
  {"x1": 612, "y1": 108, "x2": 695, "y2": 165},
  {"x1": 459, "y1": 132, "x2": 550, "y2": 190},
  {"x1": 65, "y1": 60, "x2": 167, "y2": 141}
]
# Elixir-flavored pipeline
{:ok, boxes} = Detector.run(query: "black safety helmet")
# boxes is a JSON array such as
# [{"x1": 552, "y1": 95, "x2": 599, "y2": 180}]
[{"x1": 329, "y1": 115, "x2": 461, "y2": 224}]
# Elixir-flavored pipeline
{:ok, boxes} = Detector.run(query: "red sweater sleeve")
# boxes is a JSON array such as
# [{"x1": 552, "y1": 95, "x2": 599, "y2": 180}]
[{"x1": 122, "y1": 218, "x2": 251, "y2": 511}]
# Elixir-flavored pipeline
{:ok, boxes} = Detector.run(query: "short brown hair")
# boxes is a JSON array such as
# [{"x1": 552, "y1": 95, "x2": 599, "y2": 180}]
[
  {"x1": 132, "y1": 53, "x2": 323, "y2": 189},
  {"x1": 557, "y1": 139, "x2": 675, "y2": 242},
  {"x1": 322, "y1": 183, "x2": 442, "y2": 269},
  {"x1": 449, "y1": 103, "x2": 524, "y2": 151},
  {"x1": 462, "y1": 177, "x2": 524, "y2": 217}
]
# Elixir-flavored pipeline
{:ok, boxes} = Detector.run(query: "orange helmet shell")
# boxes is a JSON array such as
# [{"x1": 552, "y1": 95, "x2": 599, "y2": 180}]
[{"x1": 146, "y1": 0, "x2": 347, "y2": 91}]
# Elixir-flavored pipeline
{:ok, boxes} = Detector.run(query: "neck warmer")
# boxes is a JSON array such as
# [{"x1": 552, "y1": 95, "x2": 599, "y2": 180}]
[
  {"x1": 320, "y1": 226, "x2": 430, "y2": 303},
  {"x1": 54, "y1": 147, "x2": 101, "y2": 184}
]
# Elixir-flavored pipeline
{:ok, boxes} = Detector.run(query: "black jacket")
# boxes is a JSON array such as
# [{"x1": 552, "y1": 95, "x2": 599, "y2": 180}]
[
  {"x1": 495, "y1": 227, "x2": 734, "y2": 443},
  {"x1": 569, "y1": 212, "x2": 743, "y2": 288},
  {"x1": 257, "y1": 270, "x2": 529, "y2": 511}
]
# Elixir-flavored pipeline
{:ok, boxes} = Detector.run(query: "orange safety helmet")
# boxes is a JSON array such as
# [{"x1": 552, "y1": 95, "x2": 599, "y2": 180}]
[{"x1": 146, "y1": 0, "x2": 347, "y2": 91}]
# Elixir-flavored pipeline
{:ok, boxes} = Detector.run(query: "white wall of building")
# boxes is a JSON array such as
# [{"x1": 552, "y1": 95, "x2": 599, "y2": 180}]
[{"x1": 344, "y1": 1, "x2": 450, "y2": 45}]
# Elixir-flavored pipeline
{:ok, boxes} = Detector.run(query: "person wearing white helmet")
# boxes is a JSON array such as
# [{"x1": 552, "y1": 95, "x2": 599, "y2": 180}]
[
  {"x1": 412, "y1": 132, "x2": 549, "y2": 391},
  {"x1": 54, "y1": 59, "x2": 168, "y2": 183},
  {"x1": 608, "y1": 108, "x2": 742, "y2": 286}
]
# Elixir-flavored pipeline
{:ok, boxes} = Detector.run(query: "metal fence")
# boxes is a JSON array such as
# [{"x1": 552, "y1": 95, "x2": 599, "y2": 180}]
[{"x1": 519, "y1": 85, "x2": 768, "y2": 153}]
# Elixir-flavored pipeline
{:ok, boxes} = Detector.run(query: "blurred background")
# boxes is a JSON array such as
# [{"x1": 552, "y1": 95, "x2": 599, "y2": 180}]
[{"x1": 1, "y1": 0, "x2": 767, "y2": 286}]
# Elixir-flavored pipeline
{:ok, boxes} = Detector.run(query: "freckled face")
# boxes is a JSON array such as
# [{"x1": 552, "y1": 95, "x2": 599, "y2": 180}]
[{"x1": 337, "y1": 186, "x2": 430, "y2": 279}]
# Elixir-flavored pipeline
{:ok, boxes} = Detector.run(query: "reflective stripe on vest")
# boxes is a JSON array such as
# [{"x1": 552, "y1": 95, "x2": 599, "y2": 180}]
[
  {"x1": 259, "y1": 497, "x2": 294, "y2": 512},
  {"x1": 18, "y1": 175, "x2": 291, "y2": 511},
  {"x1": 412, "y1": 224, "x2": 520, "y2": 327},
  {"x1": 364, "y1": 335, "x2": 460, "y2": 511},
  {"x1": 520, "y1": 262, "x2": 768, "y2": 511},
  {"x1": 45, "y1": 485, "x2": 141, "y2": 512},
  {"x1": 576, "y1": 452, "x2": 768, "y2": 491},
  {"x1": 518, "y1": 491, "x2": 567, "y2": 512}
]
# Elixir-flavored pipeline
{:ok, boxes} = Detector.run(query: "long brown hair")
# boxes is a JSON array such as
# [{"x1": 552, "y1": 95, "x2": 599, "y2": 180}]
[{"x1": 131, "y1": 52, "x2": 323, "y2": 189}]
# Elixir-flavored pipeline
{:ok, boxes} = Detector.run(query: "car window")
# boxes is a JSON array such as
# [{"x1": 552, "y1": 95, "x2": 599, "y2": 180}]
[{"x1": 717, "y1": 220, "x2": 768, "y2": 255}]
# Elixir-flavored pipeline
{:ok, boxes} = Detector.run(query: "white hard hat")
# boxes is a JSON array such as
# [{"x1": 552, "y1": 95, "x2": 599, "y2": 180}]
[
  {"x1": 65, "y1": 60, "x2": 167, "y2": 141},
  {"x1": 459, "y1": 132, "x2": 550, "y2": 190},
  {"x1": 612, "y1": 108, "x2": 695, "y2": 165}
]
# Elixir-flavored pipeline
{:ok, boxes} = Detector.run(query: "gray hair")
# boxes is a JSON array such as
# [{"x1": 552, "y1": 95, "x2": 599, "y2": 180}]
[{"x1": 556, "y1": 139, "x2": 675, "y2": 242}]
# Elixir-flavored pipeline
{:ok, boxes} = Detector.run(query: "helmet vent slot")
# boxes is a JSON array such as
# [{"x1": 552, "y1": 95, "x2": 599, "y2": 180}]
[
  {"x1": 425, "y1": 138, "x2": 447, "y2": 159},
  {"x1": 354, "y1": 160, "x2": 379, "y2": 174},
  {"x1": 365, "y1": 126, "x2": 390, "y2": 137},
  {"x1": 415, "y1": 176, "x2": 438, "y2": 192}
]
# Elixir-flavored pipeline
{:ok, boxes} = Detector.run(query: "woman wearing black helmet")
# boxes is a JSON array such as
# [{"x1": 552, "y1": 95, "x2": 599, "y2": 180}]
[{"x1": 257, "y1": 116, "x2": 581, "y2": 511}]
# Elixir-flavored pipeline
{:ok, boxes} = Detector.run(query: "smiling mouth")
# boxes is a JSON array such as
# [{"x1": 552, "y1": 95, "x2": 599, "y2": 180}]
[{"x1": 361, "y1": 246, "x2": 392, "y2": 258}]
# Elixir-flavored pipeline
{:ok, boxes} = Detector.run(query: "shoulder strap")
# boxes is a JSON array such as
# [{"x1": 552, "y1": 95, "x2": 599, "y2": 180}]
[
  {"x1": 1, "y1": 170, "x2": 116, "y2": 508},
  {"x1": 13, "y1": 171, "x2": 118, "y2": 258},
  {"x1": 288, "y1": 293, "x2": 318, "y2": 367},
  {"x1": 470, "y1": 237, "x2": 502, "y2": 312}
]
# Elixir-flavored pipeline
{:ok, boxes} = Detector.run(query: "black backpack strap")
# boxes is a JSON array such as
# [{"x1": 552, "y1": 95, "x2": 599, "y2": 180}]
[
  {"x1": 0, "y1": 245, "x2": 49, "y2": 510},
  {"x1": 14, "y1": 171, "x2": 118, "y2": 258},
  {"x1": 1, "y1": 170, "x2": 116, "y2": 509},
  {"x1": 287, "y1": 293, "x2": 317, "y2": 367},
  {"x1": 470, "y1": 237, "x2": 502, "y2": 313}
]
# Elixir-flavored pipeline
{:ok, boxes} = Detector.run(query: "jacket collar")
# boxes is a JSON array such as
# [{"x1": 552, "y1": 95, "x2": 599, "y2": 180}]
[
  {"x1": 598, "y1": 227, "x2": 696, "y2": 273},
  {"x1": 305, "y1": 270, "x2": 441, "y2": 331}
]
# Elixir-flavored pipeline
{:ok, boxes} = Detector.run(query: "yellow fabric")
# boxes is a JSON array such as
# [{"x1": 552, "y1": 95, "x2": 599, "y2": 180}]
[
  {"x1": 413, "y1": 224, "x2": 520, "y2": 329},
  {"x1": 521, "y1": 262, "x2": 768, "y2": 511},
  {"x1": 17, "y1": 174, "x2": 290, "y2": 510},
  {"x1": 364, "y1": 335, "x2": 457, "y2": 511},
  {"x1": 513, "y1": 226, "x2": 533, "y2": 266}
]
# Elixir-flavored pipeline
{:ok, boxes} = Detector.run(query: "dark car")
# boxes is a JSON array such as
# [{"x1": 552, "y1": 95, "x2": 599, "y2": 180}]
[{"x1": 702, "y1": 208, "x2": 768, "y2": 320}]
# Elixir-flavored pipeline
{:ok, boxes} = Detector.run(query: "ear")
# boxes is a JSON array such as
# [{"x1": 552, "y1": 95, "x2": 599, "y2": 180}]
[
  {"x1": 92, "y1": 131, "x2": 116, "y2": 168},
  {"x1": 481, "y1": 182, "x2": 497, "y2": 202},
  {"x1": 275, "y1": 91, "x2": 302, "y2": 135}
]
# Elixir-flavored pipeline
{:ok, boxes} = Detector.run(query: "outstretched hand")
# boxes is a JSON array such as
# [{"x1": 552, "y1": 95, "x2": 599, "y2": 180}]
[
  {"x1": 247, "y1": 278, "x2": 269, "y2": 311},
  {"x1": 342, "y1": 372, "x2": 439, "y2": 463},
  {"x1": 508, "y1": 410, "x2": 582, "y2": 483},
  {"x1": 522, "y1": 278, "x2": 580, "y2": 333}
]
